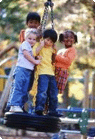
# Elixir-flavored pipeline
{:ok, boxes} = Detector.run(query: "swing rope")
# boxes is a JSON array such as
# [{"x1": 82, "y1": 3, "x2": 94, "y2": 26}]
[{"x1": 41, "y1": 0, "x2": 54, "y2": 32}]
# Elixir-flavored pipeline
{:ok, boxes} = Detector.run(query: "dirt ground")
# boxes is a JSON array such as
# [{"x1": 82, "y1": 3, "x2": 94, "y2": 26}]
[{"x1": 0, "y1": 125, "x2": 82, "y2": 139}]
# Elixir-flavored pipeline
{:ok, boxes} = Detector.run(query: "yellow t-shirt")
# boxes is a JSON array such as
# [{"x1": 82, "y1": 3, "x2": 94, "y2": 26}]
[{"x1": 33, "y1": 42, "x2": 54, "y2": 76}]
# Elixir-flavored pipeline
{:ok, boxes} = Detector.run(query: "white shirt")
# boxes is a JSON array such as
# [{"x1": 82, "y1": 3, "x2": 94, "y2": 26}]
[{"x1": 16, "y1": 41, "x2": 35, "y2": 70}]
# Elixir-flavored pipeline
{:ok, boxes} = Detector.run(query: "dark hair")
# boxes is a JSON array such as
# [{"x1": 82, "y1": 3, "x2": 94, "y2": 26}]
[
  {"x1": 59, "y1": 30, "x2": 78, "y2": 43},
  {"x1": 43, "y1": 29, "x2": 57, "y2": 43},
  {"x1": 26, "y1": 12, "x2": 41, "y2": 24}
]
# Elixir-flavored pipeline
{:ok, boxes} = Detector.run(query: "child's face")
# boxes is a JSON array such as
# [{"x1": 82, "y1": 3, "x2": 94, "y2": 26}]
[
  {"x1": 63, "y1": 32, "x2": 75, "y2": 48},
  {"x1": 26, "y1": 33, "x2": 37, "y2": 46},
  {"x1": 44, "y1": 38, "x2": 54, "y2": 47},
  {"x1": 27, "y1": 19, "x2": 40, "y2": 28}
]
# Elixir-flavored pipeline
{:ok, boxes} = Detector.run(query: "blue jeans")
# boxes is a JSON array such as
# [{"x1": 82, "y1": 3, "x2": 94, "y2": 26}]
[
  {"x1": 7, "y1": 66, "x2": 33, "y2": 107},
  {"x1": 35, "y1": 75, "x2": 58, "y2": 114}
]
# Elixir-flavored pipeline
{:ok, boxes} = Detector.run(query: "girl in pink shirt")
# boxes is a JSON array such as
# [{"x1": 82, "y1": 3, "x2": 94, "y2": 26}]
[{"x1": 55, "y1": 30, "x2": 77, "y2": 94}]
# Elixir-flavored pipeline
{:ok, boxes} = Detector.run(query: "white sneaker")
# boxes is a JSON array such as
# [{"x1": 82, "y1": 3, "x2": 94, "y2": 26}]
[{"x1": 9, "y1": 106, "x2": 23, "y2": 112}]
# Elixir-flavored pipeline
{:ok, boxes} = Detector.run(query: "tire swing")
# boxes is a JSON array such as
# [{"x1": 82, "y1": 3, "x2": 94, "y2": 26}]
[{"x1": 4, "y1": 0, "x2": 61, "y2": 133}]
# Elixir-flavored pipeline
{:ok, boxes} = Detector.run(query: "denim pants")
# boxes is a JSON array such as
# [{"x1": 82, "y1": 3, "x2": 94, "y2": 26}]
[
  {"x1": 35, "y1": 75, "x2": 58, "y2": 113},
  {"x1": 7, "y1": 66, "x2": 33, "y2": 107}
]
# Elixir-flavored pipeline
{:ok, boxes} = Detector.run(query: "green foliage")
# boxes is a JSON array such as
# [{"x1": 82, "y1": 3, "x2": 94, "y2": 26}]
[{"x1": 0, "y1": 0, "x2": 26, "y2": 41}]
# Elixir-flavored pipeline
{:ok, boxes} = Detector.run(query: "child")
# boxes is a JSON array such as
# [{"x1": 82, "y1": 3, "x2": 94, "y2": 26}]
[
  {"x1": 20, "y1": 12, "x2": 41, "y2": 92},
  {"x1": 5, "y1": 12, "x2": 41, "y2": 112},
  {"x1": 8, "y1": 28, "x2": 41, "y2": 112},
  {"x1": 33, "y1": 29, "x2": 62, "y2": 117},
  {"x1": 55, "y1": 30, "x2": 77, "y2": 94},
  {"x1": 20, "y1": 12, "x2": 41, "y2": 43}
]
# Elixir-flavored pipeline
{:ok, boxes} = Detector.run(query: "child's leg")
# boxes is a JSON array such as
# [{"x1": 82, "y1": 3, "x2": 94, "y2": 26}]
[
  {"x1": 35, "y1": 75, "x2": 49, "y2": 113},
  {"x1": 47, "y1": 76, "x2": 58, "y2": 114},
  {"x1": 10, "y1": 67, "x2": 31, "y2": 108}
]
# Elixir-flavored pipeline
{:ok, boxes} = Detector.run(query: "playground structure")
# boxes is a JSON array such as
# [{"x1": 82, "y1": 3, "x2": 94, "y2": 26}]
[
  {"x1": 0, "y1": 0, "x2": 95, "y2": 139},
  {"x1": 0, "y1": 44, "x2": 95, "y2": 139}
]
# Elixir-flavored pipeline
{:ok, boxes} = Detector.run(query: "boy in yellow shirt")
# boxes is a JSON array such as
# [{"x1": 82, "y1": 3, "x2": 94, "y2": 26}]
[{"x1": 33, "y1": 29, "x2": 62, "y2": 117}]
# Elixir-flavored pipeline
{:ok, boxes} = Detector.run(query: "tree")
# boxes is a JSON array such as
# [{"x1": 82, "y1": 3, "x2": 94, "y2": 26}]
[{"x1": 0, "y1": 0, "x2": 35, "y2": 41}]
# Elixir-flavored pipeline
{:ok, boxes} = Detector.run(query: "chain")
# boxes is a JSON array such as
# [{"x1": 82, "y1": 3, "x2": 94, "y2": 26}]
[
  {"x1": 50, "y1": 6, "x2": 54, "y2": 29},
  {"x1": 41, "y1": 6, "x2": 49, "y2": 32},
  {"x1": 41, "y1": 0, "x2": 54, "y2": 32}
]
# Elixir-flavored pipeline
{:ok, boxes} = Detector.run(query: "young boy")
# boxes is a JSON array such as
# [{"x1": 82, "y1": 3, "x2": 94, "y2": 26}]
[
  {"x1": 33, "y1": 29, "x2": 62, "y2": 117},
  {"x1": 9, "y1": 28, "x2": 41, "y2": 112},
  {"x1": 20, "y1": 12, "x2": 41, "y2": 43}
]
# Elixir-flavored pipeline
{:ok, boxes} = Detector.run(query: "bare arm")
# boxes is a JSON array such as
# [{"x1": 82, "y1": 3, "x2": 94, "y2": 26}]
[
  {"x1": 36, "y1": 40, "x2": 44, "y2": 55},
  {"x1": 23, "y1": 50, "x2": 40, "y2": 65}
]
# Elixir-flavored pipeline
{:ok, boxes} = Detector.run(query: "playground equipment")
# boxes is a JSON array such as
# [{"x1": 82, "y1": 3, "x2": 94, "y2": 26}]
[
  {"x1": 4, "y1": 112, "x2": 61, "y2": 133},
  {"x1": 0, "y1": 43, "x2": 18, "y2": 117},
  {"x1": 0, "y1": 0, "x2": 95, "y2": 139}
]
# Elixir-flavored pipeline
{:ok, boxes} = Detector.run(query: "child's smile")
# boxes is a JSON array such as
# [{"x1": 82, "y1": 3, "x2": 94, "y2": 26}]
[{"x1": 64, "y1": 32, "x2": 75, "y2": 48}]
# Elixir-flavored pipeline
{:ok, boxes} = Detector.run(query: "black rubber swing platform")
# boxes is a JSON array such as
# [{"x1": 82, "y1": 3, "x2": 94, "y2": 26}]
[{"x1": 4, "y1": 112, "x2": 61, "y2": 133}]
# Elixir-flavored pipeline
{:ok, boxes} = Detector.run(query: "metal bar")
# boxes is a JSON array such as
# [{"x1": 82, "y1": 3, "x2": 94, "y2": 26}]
[
  {"x1": 60, "y1": 117, "x2": 79, "y2": 124},
  {"x1": 60, "y1": 117, "x2": 95, "y2": 124},
  {"x1": 57, "y1": 108, "x2": 95, "y2": 113},
  {"x1": 0, "y1": 56, "x2": 16, "y2": 66},
  {"x1": 60, "y1": 129, "x2": 81, "y2": 134}
]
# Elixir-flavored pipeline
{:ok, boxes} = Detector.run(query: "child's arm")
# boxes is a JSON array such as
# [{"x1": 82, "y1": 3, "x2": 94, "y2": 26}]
[
  {"x1": 19, "y1": 30, "x2": 25, "y2": 43},
  {"x1": 56, "y1": 49, "x2": 76, "y2": 65},
  {"x1": 37, "y1": 26, "x2": 42, "y2": 41},
  {"x1": 23, "y1": 50, "x2": 41, "y2": 65},
  {"x1": 35, "y1": 40, "x2": 44, "y2": 55}
]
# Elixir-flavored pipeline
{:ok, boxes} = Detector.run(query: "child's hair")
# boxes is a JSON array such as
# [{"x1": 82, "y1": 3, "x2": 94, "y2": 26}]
[
  {"x1": 43, "y1": 29, "x2": 57, "y2": 43},
  {"x1": 59, "y1": 30, "x2": 78, "y2": 43},
  {"x1": 25, "y1": 28, "x2": 38, "y2": 39},
  {"x1": 26, "y1": 12, "x2": 41, "y2": 24}
]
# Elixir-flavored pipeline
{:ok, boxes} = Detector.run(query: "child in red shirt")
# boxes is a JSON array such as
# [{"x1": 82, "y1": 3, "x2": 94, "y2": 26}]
[{"x1": 55, "y1": 30, "x2": 77, "y2": 94}]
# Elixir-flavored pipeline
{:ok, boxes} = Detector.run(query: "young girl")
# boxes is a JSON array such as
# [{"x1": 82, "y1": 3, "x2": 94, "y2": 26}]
[
  {"x1": 55, "y1": 30, "x2": 77, "y2": 94},
  {"x1": 5, "y1": 13, "x2": 41, "y2": 113},
  {"x1": 8, "y1": 28, "x2": 41, "y2": 112}
]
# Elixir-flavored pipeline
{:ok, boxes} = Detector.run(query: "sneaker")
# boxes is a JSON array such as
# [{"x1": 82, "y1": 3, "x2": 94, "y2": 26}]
[
  {"x1": 48, "y1": 112, "x2": 63, "y2": 117},
  {"x1": 35, "y1": 110, "x2": 43, "y2": 115},
  {"x1": 9, "y1": 106, "x2": 23, "y2": 112}
]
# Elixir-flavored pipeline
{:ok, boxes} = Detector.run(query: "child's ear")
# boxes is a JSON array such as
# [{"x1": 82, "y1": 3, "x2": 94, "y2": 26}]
[
  {"x1": 59, "y1": 34, "x2": 64, "y2": 42},
  {"x1": 74, "y1": 34, "x2": 78, "y2": 43}
]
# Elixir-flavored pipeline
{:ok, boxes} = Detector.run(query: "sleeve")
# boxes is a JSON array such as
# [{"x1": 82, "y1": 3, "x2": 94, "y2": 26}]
[
  {"x1": 32, "y1": 42, "x2": 40, "y2": 56},
  {"x1": 19, "y1": 30, "x2": 25, "y2": 43},
  {"x1": 56, "y1": 49, "x2": 76, "y2": 65},
  {"x1": 21, "y1": 41, "x2": 31, "y2": 51}
]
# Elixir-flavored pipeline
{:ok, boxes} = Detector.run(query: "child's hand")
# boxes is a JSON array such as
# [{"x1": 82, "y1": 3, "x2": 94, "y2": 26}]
[
  {"x1": 35, "y1": 60, "x2": 41, "y2": 65},
  {"x1": 36, "y1": 56, "x2": 42, "y2": 60},
  {"x1": 40, "y1": 40, "x2": 45, "y2": 47}
]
